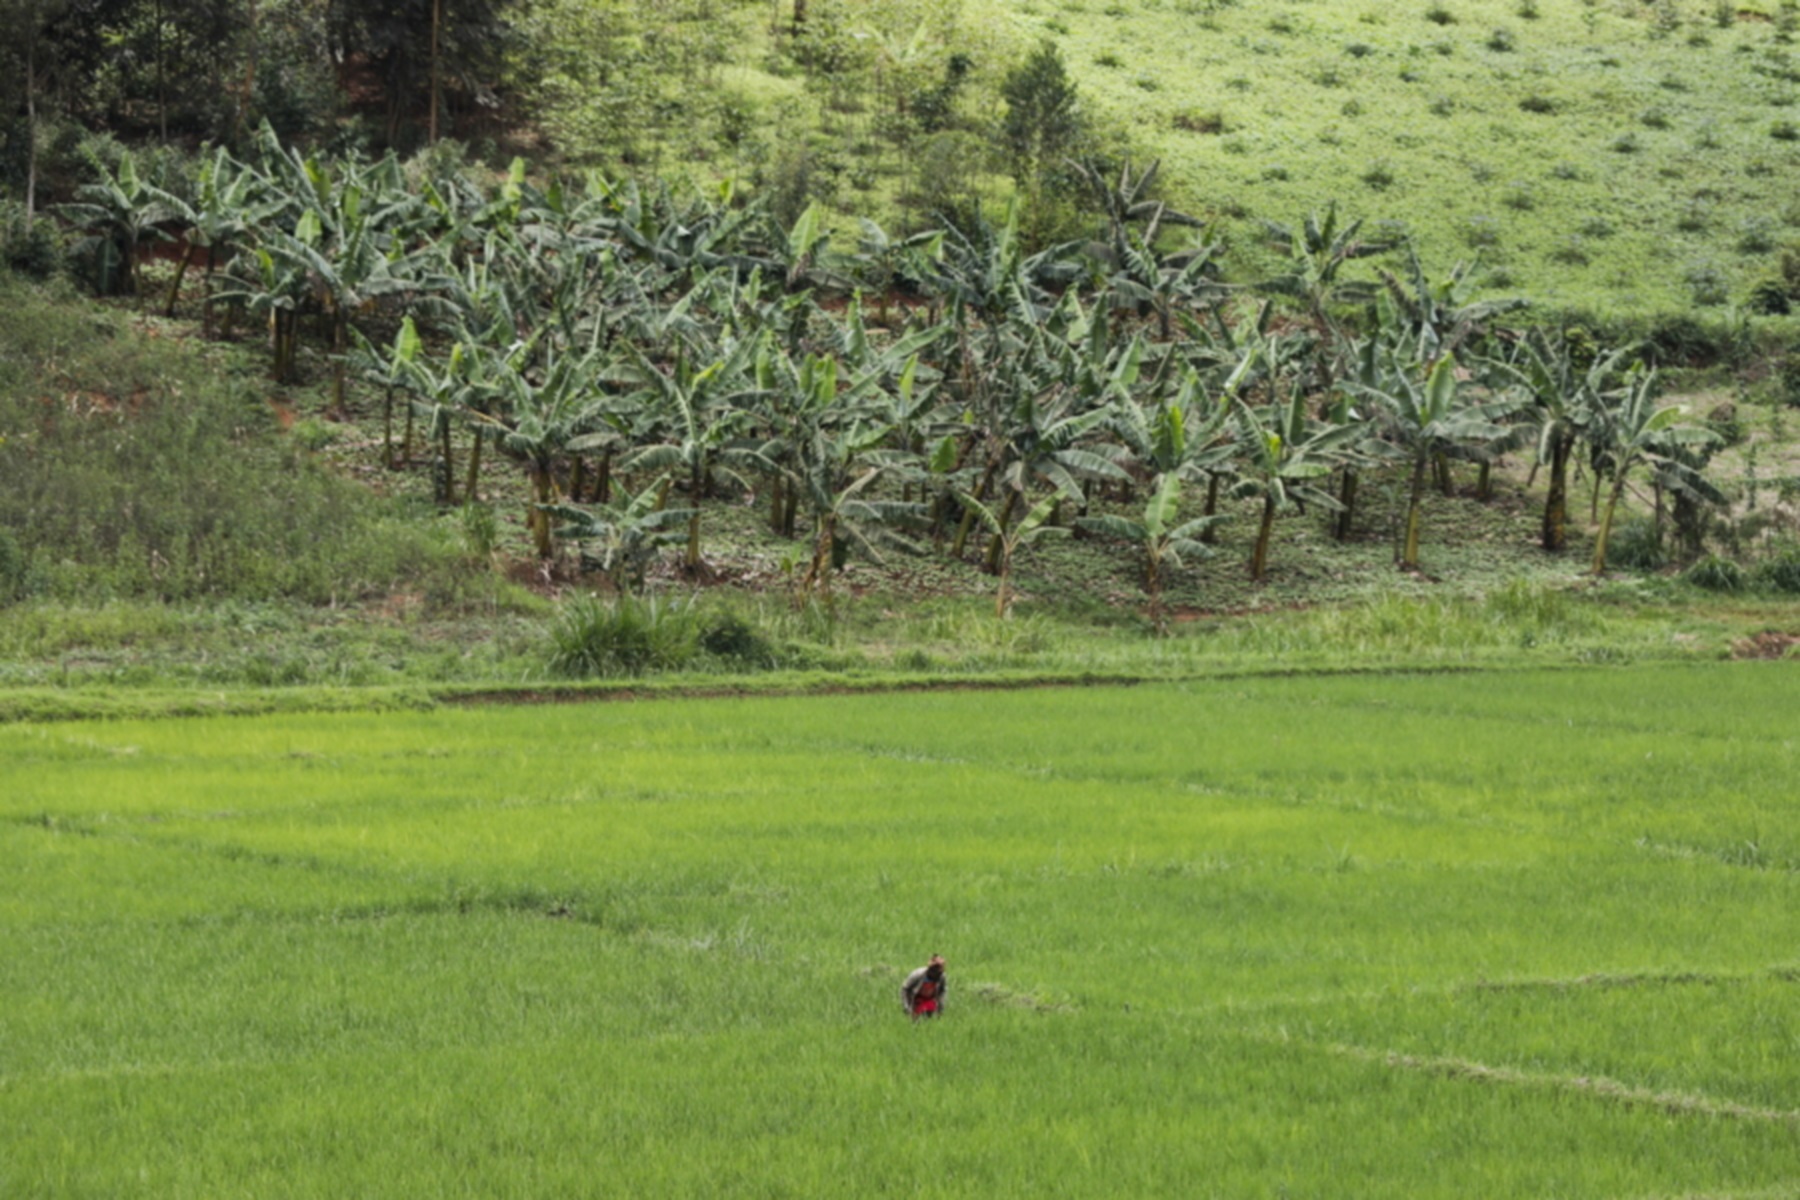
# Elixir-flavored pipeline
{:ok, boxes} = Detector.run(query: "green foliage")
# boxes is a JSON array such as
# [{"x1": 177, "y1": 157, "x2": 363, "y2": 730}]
[
  {"x1": 0, "y1": 279, "x2": 480, "y2": 606},
  {"x1": 0, "y1": 201, "x2": 63, "y2": 278},
  {"x1": 1752, "y1": 544, "x2": 1800, "y2": 592},
  {"x1": 1604, "y1": 518, "x2": 1667, "y2": 571},
  {"x1": 546, "y1": 593, "x2": 702, "y2": 677},
  {"x1": 1683, "y1": 553, "x2": 1747, "y2": 592}
]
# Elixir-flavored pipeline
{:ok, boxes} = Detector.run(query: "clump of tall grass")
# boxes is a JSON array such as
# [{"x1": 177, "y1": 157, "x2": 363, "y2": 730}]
[
  {"x1": 1683, "y1": 554, "x2": 1747, "y2": 593},
  {"x1": 1753, "y1": 545, "x2": 1800, "y2": 593},
  {"x1": 547, "y1": 594, "x2": 703, "y2": 678}
]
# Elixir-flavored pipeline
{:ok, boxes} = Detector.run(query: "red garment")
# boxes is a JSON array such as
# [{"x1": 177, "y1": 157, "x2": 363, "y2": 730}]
[{"x1": 913, "y1": 998, "x2": 939, "y2": 1016}]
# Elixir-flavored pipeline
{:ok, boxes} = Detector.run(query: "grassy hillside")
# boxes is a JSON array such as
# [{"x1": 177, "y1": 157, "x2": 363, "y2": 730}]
[
  {"x1": 519, "y1": 0, "x2": 1800, "y2": 319},
  {"x1": 1008, "y1": 0, "x2": 1800, "y2": 316}
]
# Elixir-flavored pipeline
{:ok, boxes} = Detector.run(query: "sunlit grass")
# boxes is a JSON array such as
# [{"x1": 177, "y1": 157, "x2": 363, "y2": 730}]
[{"x1": 4, "y1": 665, "x2": 1798, "y2": 1195}]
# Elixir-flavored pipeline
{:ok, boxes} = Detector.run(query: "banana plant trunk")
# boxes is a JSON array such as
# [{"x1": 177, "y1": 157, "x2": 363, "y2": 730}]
[
  {"x1": 1146, "y1": 546, "x2": 1166, "y2": 634},
  {"x1": 951, "y1": 459, "x2": 997, "y2": 558},
  {"x1": 806, "y1": 513, "x2": 837, "y2": 601},
  {"x1": 440, "y1": 419, "x2": 456, "y2": 507},
  {"x1": 162, "y1": 247, "x2": 191, "y2": 317},
  {"x1": 200, "y1": 251, "x2": 217, "y2": 338},
  {"x1": 463, "y1": 424, "x2": 483, "y2": 502},
  {"x1": 329, "y1": 312, "x2": 348, "y2": 416},
  {"x1": 1201, "y1": 474, "x2": 1222, "y2": 544},
  {"x1": 530, "y1": 463, "x2": 554, "y2": 558},
  {"x1": 1591, "y1": 467, "x2": 1631, "y2": 576},
  {"x1": 1400, "y1": 451, "x2": 1428, "y2": 569},
  {"x1": 382, "y1": 386, "x2": 394, "y2": 468},
  {"x1": 1251, "y1": 493, "x2": 1277, "y2": 581},
  {"x1": 1542, "y1": 433, "x2": 1572, "y2": 551},
  {"x1": 983, "y1": 488, "x2": 1020, "y2": 575},
  {"x1": 1334, "y1": 469, "x2": 1358, "y2": 542},
  {"x1": 685, "y1": 511, "x2": 702, "y2": 572}
]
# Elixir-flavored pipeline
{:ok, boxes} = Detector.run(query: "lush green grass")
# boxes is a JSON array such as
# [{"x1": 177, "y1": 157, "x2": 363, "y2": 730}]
[
  {"x1": 1018, "y1": 0, "x2": 1800, "y2": 317},
  {"x1": 5, "y1": 665, "x2": 1798, "y2": 1195}
]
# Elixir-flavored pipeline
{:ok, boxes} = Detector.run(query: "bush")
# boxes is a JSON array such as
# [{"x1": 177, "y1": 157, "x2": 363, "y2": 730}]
[
  {"x1": 1607, "y1": 519, "x2": 1667, "y2": 571},
  {"x1": 699, "y1": 611, "x2": 777, "y2": 667},
  {"x1": 1684, "y1": 554, "x2": 1747, "y2": 592},
  {"x1": 1753, "y1": 547, "x2": 1800, "y2": 593},
  {"x1": 1775, "y1": 353, "x2": 1800, "y2": 408},
  {"x1": 0, "y1": 202, "x2": 62, "y2": 279},
  {"x1": 547, "y1": 594, "x2": 702, "y2": 678}
]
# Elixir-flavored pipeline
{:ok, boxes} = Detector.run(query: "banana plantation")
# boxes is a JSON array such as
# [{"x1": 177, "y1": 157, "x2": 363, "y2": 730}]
[{"x1": 70, "y1": 133, "x2": 1729, "y2": 616}]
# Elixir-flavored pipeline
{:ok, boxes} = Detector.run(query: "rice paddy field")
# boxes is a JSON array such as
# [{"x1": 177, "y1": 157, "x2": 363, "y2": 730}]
[{"x1": 4, "y1": 663, "x2": 1799, "y2": 1197}]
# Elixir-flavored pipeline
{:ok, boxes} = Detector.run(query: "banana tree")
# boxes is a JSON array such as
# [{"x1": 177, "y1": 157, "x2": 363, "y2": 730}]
[
  {"x1": 1587, "y1": 370, "x2": 1721, "y2": 576},
  {"x1": 486, "y1": 342, "x2": 611, "y2": 558},
  {"x1": 1253, "y1": 204, "x2": 1396, "y2": 396},
  {"x1": 960, "y1": 491, "x2": 1068, "y2": 618},
  {"x1": 61, "y1": 147, "x2": 171, "y2": 297},
  {"x1": 348, "y1": 315, "x2": 424, "y2": 469},
  {"x1": 1231, "y1": 375, "x2": 1364, "y2": 581},
  {"x1": 1349, "y1": 354, "x2": 1521, "y2": 571},
  {"x1": 265, "y1": 203, "x2": 447, "y2": 415},
  {"x1": 616, "y1": 334, "x2": 773, "y2": 572},
  {"x1": 214, "y1": 244, "x2": 311, "y2": 382},
  {"x1": 143, "y1": 147, "x2": 270, "y2": 327},
  {"x1": 1108, "y1": 360, "x2": 1246, "y2": 539},
  {"x1": 1495, "y1": 331, "x2": 1628, "y2": 552},
  {"x1": 1078, "y1": 471, "x2": 1219, "y2": 631},
  {"x1": 544, "y1": 474, "x2": 696, "y2": 592}
]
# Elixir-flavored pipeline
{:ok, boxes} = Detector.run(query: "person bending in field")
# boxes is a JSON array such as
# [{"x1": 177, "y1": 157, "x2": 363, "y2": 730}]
[{"x1": 901, "y1": 955, "x2": 947, "y2": 1020}]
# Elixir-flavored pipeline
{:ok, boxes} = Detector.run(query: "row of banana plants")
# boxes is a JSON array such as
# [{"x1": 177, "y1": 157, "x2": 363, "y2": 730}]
[{"x1": 64, "y1": 135, "x2": 1726, "y2": 617}]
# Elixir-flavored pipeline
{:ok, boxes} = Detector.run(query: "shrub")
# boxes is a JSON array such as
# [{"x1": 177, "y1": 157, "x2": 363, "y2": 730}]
[
  {"x1": 1485, "y1": 28, "x2": 1516, "y2": 52},
  {"x1": 547, "y1": 594, "x2": 701, "y2": 678},
  {"x1": 1425, "y1": 2, "x2": 1455, "y2": 26},
  {"x1": 1772, "y1": 119, "x2": 1800, "y2": 140},
  {"x1": 0, "y1": 203, "x2": 62, "y2": 279},
  {"x1": 1753, "y1": 546, "x2": 1800, "y2": 593},
  {"x1": 1607, "y1": 519, "x2": 1667, "y2": 571},
  {"x1": 1361, "y1": 159, "x2": 1396, "y2": 189},
  {"x1": 1684, "y1": 261, "x2": 1730, "y2": 306},
  {"x1": 699, "y1": 611, "x2": 778, "y2": 667},
  {"x1": 1684, "y1": 554, "x2": 1747, "y2": 592},
  {"x1": 1747, "y1": 277, "x2": 1792, "y2": 315},
  {"x1": 1518, "y1": 93, "x2": 1556, "y2": 114},
  {"x1": 1549, "y1": 237, "x2": 1590, "y2": 266},
  {"x1": 1737, "y1": 218, "x2": 1778, "y2": 255},
  {"x1": 1501, "y1": 181, "x2": 1536, "y2": 210},
  {"x1": 1462, "y1": 214, "x2": 1501, "y2": 248},
  {"x1": 1775, "y1": 353, "x2": 1800, "y2": 408}
]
